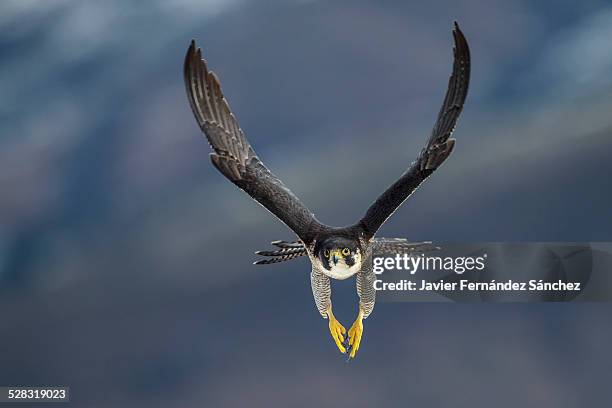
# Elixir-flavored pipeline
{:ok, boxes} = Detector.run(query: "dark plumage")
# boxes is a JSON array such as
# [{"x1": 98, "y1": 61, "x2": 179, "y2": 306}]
[{"x1": 183, "y1": 22, "x2": 471, "y2": 358}]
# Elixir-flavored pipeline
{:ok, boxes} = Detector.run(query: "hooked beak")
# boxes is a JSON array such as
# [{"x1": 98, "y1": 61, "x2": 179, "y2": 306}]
[{"x1": 329, "y1": 249, "x2": 343, "y2": 265}]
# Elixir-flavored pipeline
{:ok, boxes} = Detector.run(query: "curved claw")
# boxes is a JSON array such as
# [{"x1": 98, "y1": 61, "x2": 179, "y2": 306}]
[
  {"x1": 347, "y1": 310, "x2": 364, "y2": 359},
  {"x1": 326, "y1": 308, "x2": 347, "y2": 354}
]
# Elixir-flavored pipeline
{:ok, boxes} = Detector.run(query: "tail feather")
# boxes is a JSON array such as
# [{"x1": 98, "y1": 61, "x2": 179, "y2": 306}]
[
  {"x1": 254, "y1": 238, "x2": 439, "y2": 265},
  {"x1": 373, "y1": 238, "x2": 440, "y2": 256},
  {"x1": 270, "y1": 240, "x2": 303, "y2": 249},
  {"x1": 254, "y1": 240, "x2": 307, "y2": 265},
  {"x1": 255, "y1": 247, "x2": 306, "y2": 257}
]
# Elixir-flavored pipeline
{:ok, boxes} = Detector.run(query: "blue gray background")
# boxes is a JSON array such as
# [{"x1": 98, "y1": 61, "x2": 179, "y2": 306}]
[{"x1": 1, "y1": 0, "x2": 611, "y2": 406}]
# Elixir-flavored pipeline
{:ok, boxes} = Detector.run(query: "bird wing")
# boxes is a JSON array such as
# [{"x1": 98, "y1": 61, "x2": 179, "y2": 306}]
[
  {"x1": 358, "y1": 22, "x2": 470, "y2": 238},
  {"x1": 184, "y1": 40, "x2": 324, "y2": 243}
]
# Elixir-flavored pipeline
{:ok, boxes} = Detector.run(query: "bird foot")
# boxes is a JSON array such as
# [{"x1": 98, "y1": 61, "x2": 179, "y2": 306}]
[
  {"x1": 327, "y1": 309, "x2": 347, "y2": 354},
  {"x1": 347, "y1": 311, "x2": 364, "y2": 359}
]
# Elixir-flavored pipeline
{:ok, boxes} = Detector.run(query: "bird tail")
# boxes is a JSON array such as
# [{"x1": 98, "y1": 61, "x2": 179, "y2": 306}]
[
  {"x1": 253, "y1": 240, "x2": 307, "y2": 265},
  {"x1": 254, "y1": 238, "x2": 438, "y2": 264},
  {"x1": 372, "y1": 238, "x2": 440, "y2": 256}
]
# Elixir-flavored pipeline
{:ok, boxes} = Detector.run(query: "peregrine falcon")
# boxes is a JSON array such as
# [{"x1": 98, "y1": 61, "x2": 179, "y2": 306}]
[{"x1": 183, "y1": 22, "x2": 470, "y2": 358}]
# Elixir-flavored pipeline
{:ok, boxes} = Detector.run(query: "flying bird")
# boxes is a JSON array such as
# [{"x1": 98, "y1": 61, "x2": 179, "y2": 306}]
[{"x1": 183, "y1": 22, "x2": 470, "y2": 358}]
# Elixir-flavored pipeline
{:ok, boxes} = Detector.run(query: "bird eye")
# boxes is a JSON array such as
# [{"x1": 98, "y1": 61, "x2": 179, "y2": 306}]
[
  {"x1": 342, "y1": 248, "x2": 350, "y2": 256},
  {"x1": 324, "y1": 249, "x2": 330, "y2": 257}
]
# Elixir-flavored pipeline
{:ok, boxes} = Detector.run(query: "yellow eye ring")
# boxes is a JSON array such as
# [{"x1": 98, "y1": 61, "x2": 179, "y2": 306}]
[
  {"x1": 342, "y1": 248, "x2": 351, "y2": 256},
  {"x1": 324, "y1": 249, "x2": 330, "y2": 257}
]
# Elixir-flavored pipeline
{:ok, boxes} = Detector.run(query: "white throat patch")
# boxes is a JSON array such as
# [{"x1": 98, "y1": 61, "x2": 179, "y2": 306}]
[{"x1": 322, "y1": 251, "x2": 362, "y2": 280}]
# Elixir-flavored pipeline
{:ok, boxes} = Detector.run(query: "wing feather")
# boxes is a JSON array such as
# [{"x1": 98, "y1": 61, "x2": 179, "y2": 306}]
[
  {"x1": 358, "y1": 23, "x2": 470, "y2": 238},
  {"x1": 184, "y1": 40, "x2": 324, "y2": 242}
]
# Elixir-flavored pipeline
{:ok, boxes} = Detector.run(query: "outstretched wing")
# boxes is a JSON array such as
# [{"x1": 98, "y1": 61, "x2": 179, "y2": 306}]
[
  {"x1": 359, "y1": 22, "x2": 470, "y2": 238},
  {"x1": 184, "y1": 40, "x2": 324, "y2": 243}
]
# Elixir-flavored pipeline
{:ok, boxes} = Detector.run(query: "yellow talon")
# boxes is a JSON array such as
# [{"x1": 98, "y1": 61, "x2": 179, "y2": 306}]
[
  {"x1": 348, "y1": 309, "x2": 364, "y2": 359},
  {"x1": 326, "y1": 307, "x2": 347, "y2": 354}
]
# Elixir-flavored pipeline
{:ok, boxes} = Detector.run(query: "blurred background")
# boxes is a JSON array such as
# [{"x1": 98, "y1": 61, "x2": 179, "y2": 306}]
[{"x1": 1, "y1": 0, "x2": 612, "y2": 406}]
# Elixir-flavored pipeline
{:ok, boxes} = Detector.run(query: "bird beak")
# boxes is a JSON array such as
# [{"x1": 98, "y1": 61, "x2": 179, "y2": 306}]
[{"x1": 330, "y1": 249, "x2": 342, "y2": 265}]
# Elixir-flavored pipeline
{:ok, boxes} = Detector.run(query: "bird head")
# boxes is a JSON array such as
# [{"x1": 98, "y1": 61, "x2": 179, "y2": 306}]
[{"x1": 316, "y1": 237, "x2": 362, "y2": 279}]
